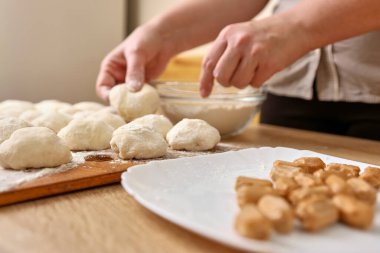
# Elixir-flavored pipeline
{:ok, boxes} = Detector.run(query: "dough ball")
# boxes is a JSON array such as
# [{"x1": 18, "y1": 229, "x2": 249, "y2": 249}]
[
  {"x1": 31, "y1": 111, "x2": 72, "y2": 133},
  {"x1": 0, "y1": 100, "x2": 35, "y2": 117},
  {"x1": 98, "y1": 106, "x2": 118, "y2": 115},
  {"x1": 166, "y1": 119, "x2": 220, "y2": 151},
  {"x1": 72, "y1": 110, "x2": 94, "y2": 119},
  {"x1": 60, "y1": 102, "x2": 106, "y2": 116},
  {"x1": 19, "y1": 110, "x2": 42, "y2": 123},
  {"x1": 58, "y1": 118, "x2": 113, "y2": 151},
  {"x1": 72, "y1": 101, "x2": 105, "y2": 111},
  {"x1": 128, "y1": 114, "x2": 173, "y2": 136},
  {"x1": 0, "y1": 127, "x2": 72, "y2": 170},
  {"x1": 0, "y1": 117, "x2": 31, "y2": 144},
  {"x1": 85, "y1": 112, "x2": 125, "y2": 129},
  {"x1": 111, "y1": 125, "x2": 167, "y2": 159},
  {"x1": 109, "y1": 84, "x2": 160, "y2": 122},
  {"x1": 35, "y1": 100, "x2": 71, "y2": 113},
  {"x1": 0, "y1": 100, "x2": 34, "y2": 110}
]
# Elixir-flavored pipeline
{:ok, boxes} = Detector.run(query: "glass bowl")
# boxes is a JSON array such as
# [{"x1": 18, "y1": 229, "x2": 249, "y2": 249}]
[{"x1": 154, "y1": 81, "x2": 266, "y2": 138}]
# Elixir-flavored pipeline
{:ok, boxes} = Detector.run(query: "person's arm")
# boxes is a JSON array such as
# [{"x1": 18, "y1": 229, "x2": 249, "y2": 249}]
[
  {"x1": 96, "y1": 0, "x2": 268, "y2": 100},
  {"x1": 286, "y1": 0, "x2": 380, "y2": 52},
  {"x1": 199, "y1": 0, "x2": 380, "y2": 97},
  {"x1": 151, "y1": 0, "x2": 269, "y2": 53}
]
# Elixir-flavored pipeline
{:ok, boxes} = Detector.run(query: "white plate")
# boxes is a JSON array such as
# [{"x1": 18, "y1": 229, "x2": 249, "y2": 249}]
[{"x1": 121, "y1": 147, "x2": 380, "y2": 253}]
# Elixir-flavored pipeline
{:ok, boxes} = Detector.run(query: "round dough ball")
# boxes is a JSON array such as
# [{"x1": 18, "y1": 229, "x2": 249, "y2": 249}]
[
  {"x1": 72, "y1": 101, "x2": 105, "y2": 111},
  {"x1": 109, "y1": 84, "x2": 160, "y2": 122},
  {"x1": 85, "y1": 112, "x2": 125, "y2": 129},
  {"x1": 31, "y1": 111, "x2": 72, "y2": 133},
  {"x1": 0, "y1": 117, "x2": 31, "y2": 144},
  {"x1": 0, "y1": 100, "x2": 35, "y2": 117},
  {"x1": 58, "y1": 118, "x2": 113, "y2": 151},
  {"x1": 98, "y1": 106, "x2": 118, "y2": 115},
  {"x1": 0, "y1": 100, "x2": 34, "y2": 109},
  {"x1": 166, "y1": 119, "x2": 221, "y2": 151},
  {"x1": 35, "y1": 100, "x2": 72, "y2": 113},
  {"x1": 111, "y1": 125, "x2": 167, "y2": 159},
  {"x1": 128, "y1": 114, "x2": 173, "y2": 136},
  {"x1": 72, "y1": 110, "x2": 94, "y2": 119},
  {"x1": 19, "y1": 110, "x2": 42, "y2": 123},
  {"x1": 0, "y1": 127, "x2": 72, "y2": 170}
]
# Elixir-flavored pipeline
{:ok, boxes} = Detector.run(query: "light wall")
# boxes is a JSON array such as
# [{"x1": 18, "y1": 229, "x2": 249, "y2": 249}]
[{"x1": 0, "y1": 0, "x2": 126, "y2": 103}]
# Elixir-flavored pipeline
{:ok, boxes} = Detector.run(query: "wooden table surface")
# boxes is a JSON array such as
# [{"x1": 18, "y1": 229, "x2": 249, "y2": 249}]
[{"x1": 1, "y1": 124, "x2": 380, "y2": 253}]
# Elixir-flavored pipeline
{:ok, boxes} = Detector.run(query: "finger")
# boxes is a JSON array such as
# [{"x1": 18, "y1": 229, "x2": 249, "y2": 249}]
[
  {"x1": 96, "y1": 50, "x2": 126, "y2": 101},
  {"x1": 213, "y1": 45, "x2": 241, "y2": 87},
  {"x1": 96, "y1": 70, "x2": 116, "y2": 101},
  {"x1": 250, "y1": 65, "x2": 272, "y2": 88},
  {"x1": 229, "y1": 56, "x2": 258, "y2": 89},
  {"x1": 125, "y1": 53, "x2": 145, "y2": 92},
  {"x1": 199, "y1": 40, "x2": 227, "y2": 98}
]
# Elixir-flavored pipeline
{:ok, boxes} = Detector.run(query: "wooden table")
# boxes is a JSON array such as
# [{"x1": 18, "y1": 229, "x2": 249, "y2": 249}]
[{"x1": 1, "y1": 124, "x2": 380, "y2": 253}]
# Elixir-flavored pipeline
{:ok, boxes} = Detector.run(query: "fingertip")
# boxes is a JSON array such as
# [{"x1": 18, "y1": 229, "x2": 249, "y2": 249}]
[
  {"x1": 98, "y1": 86, "x2": 111, "y2": 101},
  {"x1": 125, "y1": 80, "x2": 143, "y2": 92}
]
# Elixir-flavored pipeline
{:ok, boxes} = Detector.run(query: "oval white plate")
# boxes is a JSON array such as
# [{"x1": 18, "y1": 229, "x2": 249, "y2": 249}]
[{"x1": 121, "y1": 147, "x2": 380, "y2": 253}]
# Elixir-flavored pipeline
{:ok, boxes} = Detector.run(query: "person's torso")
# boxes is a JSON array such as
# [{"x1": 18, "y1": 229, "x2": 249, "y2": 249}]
[{"x1": 265, "y1": 0, "x2": 380, "y2": 103}]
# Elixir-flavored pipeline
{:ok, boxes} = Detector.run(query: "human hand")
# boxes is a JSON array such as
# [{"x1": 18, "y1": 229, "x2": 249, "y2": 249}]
[
  {"x1": 199, "y1": 16, "x2": 309, "y2": 97},
  {"x1": 96, "y1": 24, "x2": 175, "y2": 100}
]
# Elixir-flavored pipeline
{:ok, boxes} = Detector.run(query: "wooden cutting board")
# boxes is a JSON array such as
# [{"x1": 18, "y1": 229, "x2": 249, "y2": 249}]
[
  {"x1": 0, "y1": 145, "x2": 239, "y2": 207},
  {"x1": 0, "y1": 157, "x2": 137, "y2": 207}
]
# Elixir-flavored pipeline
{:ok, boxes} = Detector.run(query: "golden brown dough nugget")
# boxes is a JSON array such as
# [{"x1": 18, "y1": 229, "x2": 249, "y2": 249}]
[
  {"x1": 274, "y1": 177, "x2": 299, "y2": 197},
  {"x1": 235, "y1": 204, "x2": 272, "y2": 240},
  {"x1": 346, "y1": 178, "x2": 377, "y2": 205},
  {"x1": 236, "y1": 185, "x2": 278, "y2": 208},
  {"x1": 294, "y1": 172, "x2": 322, "y2": 187},
  {"x1": 235, "y1": 176, "x2": 273, "y2": 191},
  {"x1": 325, "y1": 175, "x2": 352, "y2": 195},
  {"x1": 270, "y1": 160, "x2": 302, "y2": 181},
  {"x1": 360, "y1": 166, "x2": 380, "y2": 189},
  {"x1": 313, "y1": 169, "x2": 347, "y2": 182},
  {"x1": 288, "y1": 185, "x2": 331, "y2": 206},
  {"x1": 333, "y1": 194, "x2": 375, "y2": 229},
  {"x1": 258, "y1": 195, "x2": 294, "y2": 234},
  {"x1": 296, "y1": 197, "x2": 338, "y2": 232},
  {"x1": 325, "y1": 163, "x2": 360, "y2": 179},
  {"x1": 293, "y1": 157, "x2": 326, "y2": 174}
]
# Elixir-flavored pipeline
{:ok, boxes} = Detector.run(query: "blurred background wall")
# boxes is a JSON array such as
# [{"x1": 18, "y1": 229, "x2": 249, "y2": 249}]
[{"x1": 0, "y1": 0, "x2": 126, "y2": 103}]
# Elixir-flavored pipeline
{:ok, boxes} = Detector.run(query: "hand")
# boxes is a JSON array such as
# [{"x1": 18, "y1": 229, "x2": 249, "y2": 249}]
[
  {"x1": 199, "y1": 16, "x2": 309, "y2": 97},
  {"x1": 96, "y1": 24, "x2": 175, "y2": 100}
]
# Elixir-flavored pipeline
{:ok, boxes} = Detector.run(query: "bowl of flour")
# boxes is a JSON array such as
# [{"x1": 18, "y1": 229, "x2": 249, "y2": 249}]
[{"x1": 155, "y1": 82, "x2": 266, "y2": 138}]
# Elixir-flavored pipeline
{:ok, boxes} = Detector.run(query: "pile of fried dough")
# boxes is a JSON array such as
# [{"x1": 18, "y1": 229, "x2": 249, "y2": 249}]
[{"x1": 234, "y1": 157, "x2": 380, "y2": 240}]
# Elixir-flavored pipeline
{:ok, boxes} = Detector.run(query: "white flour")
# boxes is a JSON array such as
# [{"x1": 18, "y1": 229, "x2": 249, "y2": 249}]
[{"x1": 0, "y1": 143, "x2": 239, "y2": 193}]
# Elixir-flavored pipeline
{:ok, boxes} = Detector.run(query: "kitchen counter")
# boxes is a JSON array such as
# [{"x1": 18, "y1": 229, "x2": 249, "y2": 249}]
[{"x1": 1, "y1": 123, "x2": 380, "y2": 253}]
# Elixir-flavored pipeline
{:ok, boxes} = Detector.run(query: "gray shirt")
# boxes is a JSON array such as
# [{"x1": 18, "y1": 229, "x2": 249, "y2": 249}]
[{"x1": 265, "y1": 0, "x2": 380, "y2": 103}]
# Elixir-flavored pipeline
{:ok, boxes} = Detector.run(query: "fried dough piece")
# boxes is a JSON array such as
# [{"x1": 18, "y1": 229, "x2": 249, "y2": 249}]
[
  {"x1": 270, "y1": 160, "x2": 302, "y2": 181},
  {"x1": 274, "y1": 177, "x2": 299, "y2": 197},
  {"x1": 360, "y1": 166, "x2": 380, "y2": 189},
  {"x1": 258, "y1": 195, "x2": 294, "y2": 234},
  {"x1": 235, "y1": 204, "x2": 272, "y2": 240},
  {"x1": 235, "y1": 176, "x2": 273, "y2": 191},
  {"x1": 325, "y1": 163, "x2": 360, "y2": 179},
  {"x1": 236, "y1": 184, "x2": 277, "y2": 207},
  {"x1": 346, "y1": 178, "x2": 377, "y2": 205},
  {"x1": 333, "y1": 194, "x2": 375, "y2": 229},
  {"x1": 294, "y1": 172, "x2": 322, "y2": 187},
  {"x1": 296, "y1": 197, "x2": 338, "y2": 232},
  {"x1": 293, "y1": 157, "x2": 326, "y2": 174},
  {"x1": 313, "y1": 169, "x2": 347, "y2": 182},
  {"x1": 288, "y1": 185, "x2": 331, "y2": 206},
  {"x1": 325, "y1": 175, "x2": 352, "y2": 195}
]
